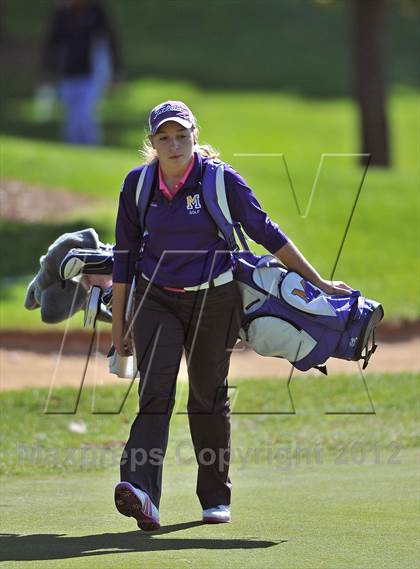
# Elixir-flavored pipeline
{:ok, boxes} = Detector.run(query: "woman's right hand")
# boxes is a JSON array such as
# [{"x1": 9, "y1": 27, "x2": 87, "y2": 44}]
[
  {"x1": 112, "y1": 324, "x2": 133, "y2": 357},
  {"x1": 112, "y1": 333, "x2": 133, "y2": 357}
]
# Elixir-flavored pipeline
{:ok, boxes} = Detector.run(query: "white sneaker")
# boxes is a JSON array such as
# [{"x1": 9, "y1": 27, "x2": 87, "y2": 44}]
[
  {"x1": 115, "y1": 481, "x2": 160, "y2": 531},
  {"x1": 202, "y1": 505, "x2": 231, "y2": 524}
]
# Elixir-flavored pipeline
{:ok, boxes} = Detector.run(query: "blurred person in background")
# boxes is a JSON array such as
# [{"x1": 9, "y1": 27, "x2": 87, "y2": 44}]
[{"x1": 41, "y1": 0, "x2": 120, "y2": 145}]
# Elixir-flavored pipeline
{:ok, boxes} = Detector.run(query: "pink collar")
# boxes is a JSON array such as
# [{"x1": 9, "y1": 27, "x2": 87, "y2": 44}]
[{"x1": 158, "y1": 154, "x2": 195, "y2": 200}]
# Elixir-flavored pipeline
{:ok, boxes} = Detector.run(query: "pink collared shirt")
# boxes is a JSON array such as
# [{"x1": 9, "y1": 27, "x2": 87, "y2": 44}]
[{"x1": 158, "y1": 154, "x2": 196, "y2": 200}]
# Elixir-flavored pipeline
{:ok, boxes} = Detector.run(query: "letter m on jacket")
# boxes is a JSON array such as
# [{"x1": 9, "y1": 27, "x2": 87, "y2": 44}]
[{"x1": 186, "y1": 194, "x2": 201, "y2": 210}]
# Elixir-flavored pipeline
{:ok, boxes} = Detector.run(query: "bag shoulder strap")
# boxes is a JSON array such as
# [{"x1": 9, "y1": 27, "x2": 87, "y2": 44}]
[
  {"x1": 202, "y1": 159, "x2": 249, "y2": 251},
  {"x1": 135, "y1": 160, "x2": 158, "y2": 233}
]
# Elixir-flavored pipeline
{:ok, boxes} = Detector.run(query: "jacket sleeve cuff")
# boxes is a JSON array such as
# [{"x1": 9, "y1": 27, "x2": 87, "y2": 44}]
[
  {"x1": 265, "y1": 232, "x2": 289, "y2": 255},
  {"x1": 112, "y1": 249, "x2": 135, "y2": 283}
]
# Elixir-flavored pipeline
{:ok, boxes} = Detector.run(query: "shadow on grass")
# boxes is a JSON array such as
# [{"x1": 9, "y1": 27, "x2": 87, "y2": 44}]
[
  {"x1": 0, "y1": 523, "x2": 284, "y2": 561},
  {"x1": 0, "y1": 219, "x2": 109, "y2": 279}
]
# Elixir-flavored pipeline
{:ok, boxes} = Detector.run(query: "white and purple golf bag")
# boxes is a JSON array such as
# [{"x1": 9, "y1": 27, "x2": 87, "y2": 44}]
[
  {"x1": 234, "y1": 252, "x2": 383, "y2": 373},
  {"x1": 59, "y1": 244, "x2": 383, "y2": 373}
]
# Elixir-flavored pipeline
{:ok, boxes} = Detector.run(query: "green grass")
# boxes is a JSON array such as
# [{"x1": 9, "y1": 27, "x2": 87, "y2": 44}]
[
  {"x1": 0, "y1": 453, "x2": 418, "y2": 568},
  {"x1": 1, "y1": 374, "x2": 419, "y2": 568},
  {"x1": 0, "y1": 278, "x2": 88, "y2": 331},
  {"x1": 1, "y1": 373, "x2": 418, "y2": 477},
  {"x1": 1, "y1": 83, "x2": 419, "y2": 327},
  {"x1": 0, "y1": 136, "x2": 135, "y2": 197}
]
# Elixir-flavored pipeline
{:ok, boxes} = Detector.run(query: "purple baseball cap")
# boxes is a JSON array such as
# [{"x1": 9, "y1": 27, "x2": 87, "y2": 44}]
[{"x1": 148, "y1": 100, "x2": 196, "y2": 135}]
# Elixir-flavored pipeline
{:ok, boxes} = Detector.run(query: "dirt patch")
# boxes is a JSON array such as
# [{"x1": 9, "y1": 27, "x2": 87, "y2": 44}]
[
  {"x1": 0, "y1": 179, "x2": 97, "y2": 222},
  {"x1": 1, "y1": 334, "x2": 418, "y2": 391},
  {"x1": 373, "y1": 319, "x2": 420, "y2": 342},
  {"x1": 0, "y1": 330, "x2": 113, "y2": 355}
]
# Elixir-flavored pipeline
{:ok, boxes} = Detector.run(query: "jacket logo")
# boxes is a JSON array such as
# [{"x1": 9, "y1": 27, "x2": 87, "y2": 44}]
[{"x1": 186, "y1": 194, "x2": 201, "y2": 212}]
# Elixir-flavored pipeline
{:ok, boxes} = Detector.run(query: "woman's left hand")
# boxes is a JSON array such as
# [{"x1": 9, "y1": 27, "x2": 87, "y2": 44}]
[{"x1": 317, "y1": 278, "x2": 353, "y2": 296}]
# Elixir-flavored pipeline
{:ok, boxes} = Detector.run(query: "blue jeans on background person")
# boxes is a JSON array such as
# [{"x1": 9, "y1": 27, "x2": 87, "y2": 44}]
[
  {"x1": 58, "y1": 41, "x2": 112, "y2": 145},
  {"x1": 59, "y1": 76, "x2": 102, "y2": 145}
]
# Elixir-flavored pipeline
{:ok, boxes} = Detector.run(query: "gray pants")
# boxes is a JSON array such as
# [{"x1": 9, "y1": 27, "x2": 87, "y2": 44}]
[{"x1": 120, "y1": 276, "x2": 243, "y2": 510}]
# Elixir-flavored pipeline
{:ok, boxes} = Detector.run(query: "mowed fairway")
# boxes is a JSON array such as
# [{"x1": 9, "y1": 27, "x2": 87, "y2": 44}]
[
  {"x1": 1, "y1": 373, "x2": 419, "y2": 568},
  {"x1": 1, "y1": 452, "x2": 418, "y2": 568}
]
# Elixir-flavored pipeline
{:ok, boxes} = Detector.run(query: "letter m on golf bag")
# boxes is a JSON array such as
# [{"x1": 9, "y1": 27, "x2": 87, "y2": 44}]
[{"x1": 135, "y1": 159, "x2": 384, "y2": 373}]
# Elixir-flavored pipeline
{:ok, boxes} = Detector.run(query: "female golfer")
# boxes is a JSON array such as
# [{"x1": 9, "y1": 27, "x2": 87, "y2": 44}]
[{"x1": 112, "y1": 100, "x2": 350, "y2": 531}]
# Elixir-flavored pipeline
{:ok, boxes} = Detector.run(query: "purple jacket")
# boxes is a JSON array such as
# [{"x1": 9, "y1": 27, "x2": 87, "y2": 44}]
[{"x1": 113, "y1": 153, "x2": 288, "y2": 287}]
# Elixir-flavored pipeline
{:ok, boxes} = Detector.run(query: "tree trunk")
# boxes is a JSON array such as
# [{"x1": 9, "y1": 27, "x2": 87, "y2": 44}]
[{"x1": 352, "y1": 0, "x2": 390, "y2": 167}]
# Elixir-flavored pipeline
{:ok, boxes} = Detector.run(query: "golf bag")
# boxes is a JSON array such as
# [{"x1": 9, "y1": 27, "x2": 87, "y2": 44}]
[{"x1": 234, "y1": 252, "x2": 383, "y2": 372}]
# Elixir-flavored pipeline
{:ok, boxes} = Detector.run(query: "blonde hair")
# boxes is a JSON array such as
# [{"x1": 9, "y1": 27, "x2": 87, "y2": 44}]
[{"x1": 140, "y1": 127, "x2": 220, "y2": 164}]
